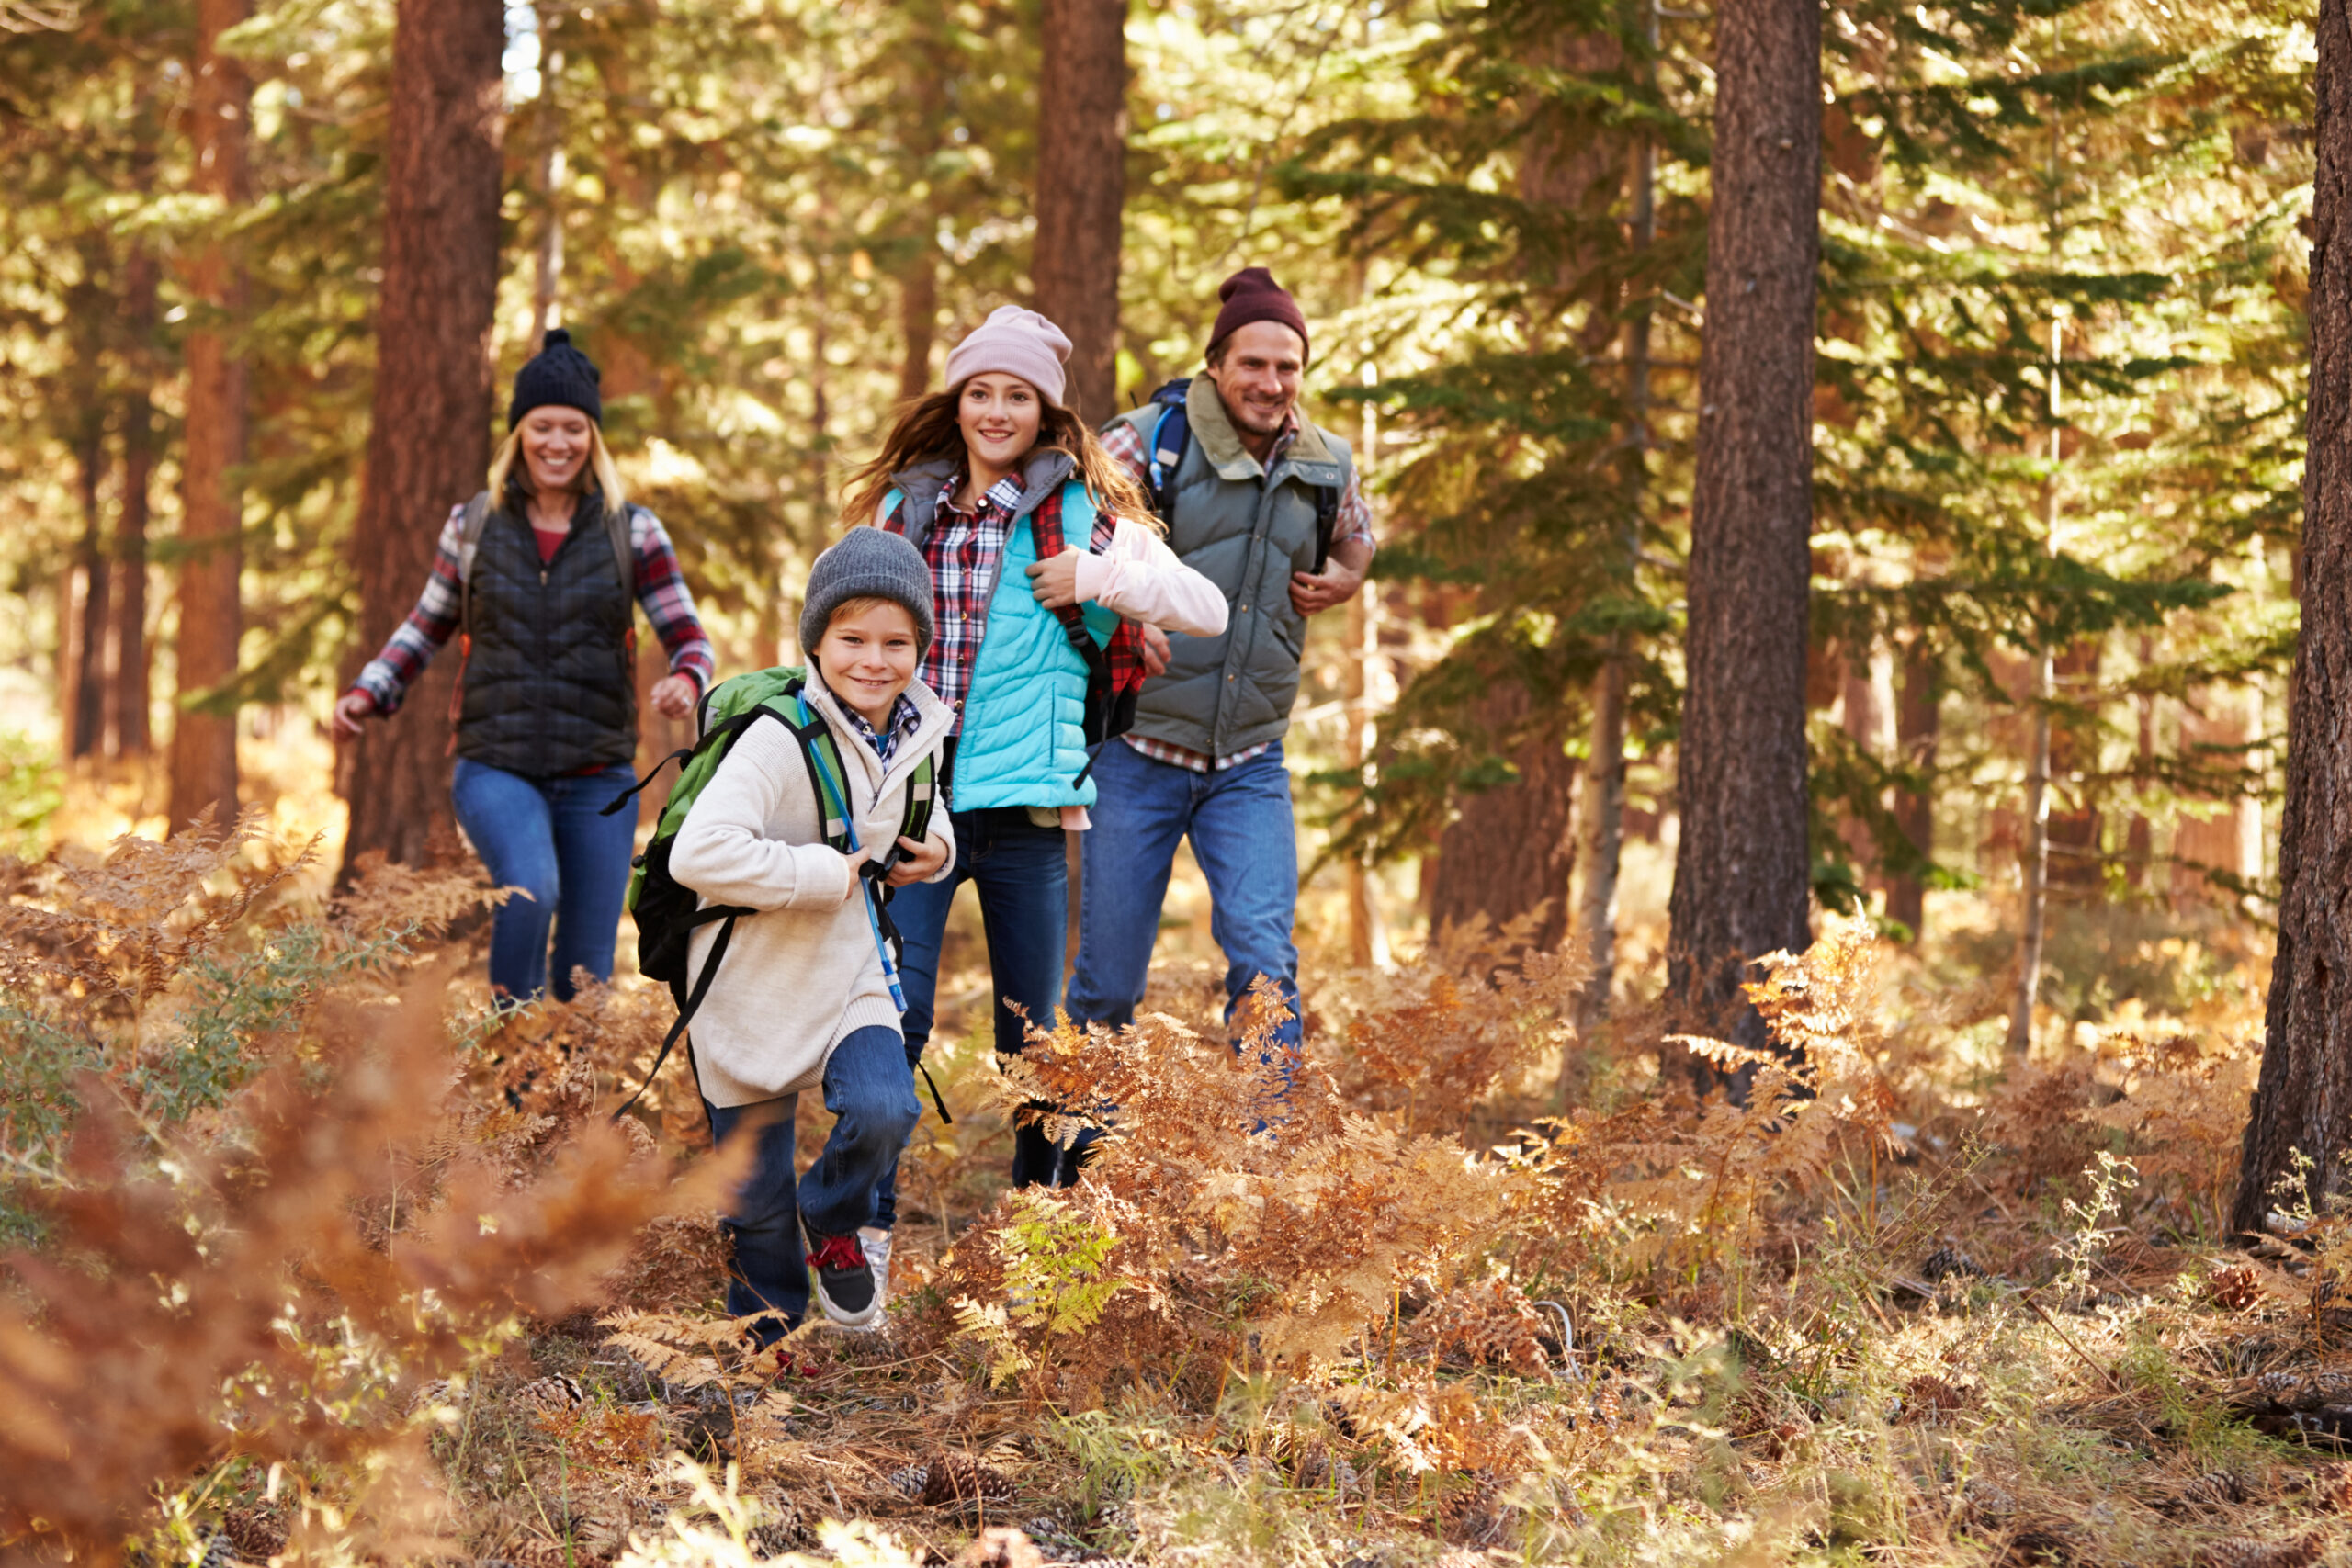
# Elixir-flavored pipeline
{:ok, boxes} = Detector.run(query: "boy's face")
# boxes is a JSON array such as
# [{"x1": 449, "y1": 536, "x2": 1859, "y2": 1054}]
[{"x1": 815, "y1": 601, "x2": 922, "y2": 726}]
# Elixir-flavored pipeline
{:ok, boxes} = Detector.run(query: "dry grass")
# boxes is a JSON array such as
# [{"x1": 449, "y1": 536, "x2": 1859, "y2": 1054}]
[{"x1": 0, "y1": 812, "x2": 2337, "y2": 1568}]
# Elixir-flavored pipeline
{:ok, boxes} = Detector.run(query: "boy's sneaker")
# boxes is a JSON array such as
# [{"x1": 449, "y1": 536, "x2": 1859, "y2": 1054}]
[
  {"x1": 858, "y1": 1224, "x2": 893, "y2": 1317},
  {"x1": 804, "y1": 1227, "x2": 881, "y2": 1329}
]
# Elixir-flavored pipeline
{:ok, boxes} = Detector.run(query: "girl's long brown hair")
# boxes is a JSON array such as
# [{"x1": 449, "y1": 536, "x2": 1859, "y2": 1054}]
[{"x1": 838, "y1": 383, "x2": 1157, "y2": 535}]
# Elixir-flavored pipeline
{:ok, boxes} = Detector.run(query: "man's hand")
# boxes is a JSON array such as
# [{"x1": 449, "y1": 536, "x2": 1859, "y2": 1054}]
[
  {"x1": 888, "y1": 830, "x2": 952, "y2": 887},
  {"x1": 1027, "y1": 551, "x2": 1083, "y2": 609},
  {"x1": 1140, "y1": 624, "x2": 1172, "y2": 678},
  {"x1": 650, "y1": 673, "x2": 698, "y2": 719},
  {"x1": 1289, "y1": 555, "x2": 1365, "y2": 616},
  {"x1": 332, "y1": 690, "x2": 378, "y2": 739},
  {"x1": 839, "y1": 846, "x2": 871, "y2": 902}
]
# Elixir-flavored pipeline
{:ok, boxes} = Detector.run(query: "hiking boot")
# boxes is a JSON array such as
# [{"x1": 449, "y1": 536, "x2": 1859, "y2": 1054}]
[
  {"x1": 803, "y1": 1227, "x2": 881, "y2": 1328},
  {"x1": 858, "y1": 1224, "x2": 893, "y2": 1318}
]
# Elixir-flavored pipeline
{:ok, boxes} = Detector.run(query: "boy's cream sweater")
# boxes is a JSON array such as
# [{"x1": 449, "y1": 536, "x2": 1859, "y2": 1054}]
[{"x1": 667, "y1": 678, "x2": 956, "y2": 1108}]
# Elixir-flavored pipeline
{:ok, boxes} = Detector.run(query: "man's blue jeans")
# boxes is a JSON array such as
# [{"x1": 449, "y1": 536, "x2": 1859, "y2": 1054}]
[
  {"x1": 702, "y1": 1024, "x2": 921, "y2": 1341},
  {"x1": 874, "y1": 806, "x2": 1084, "y2": 1228},
  {"x1": 1068, "y1": 739, "x2": 1303, "y2": 1050},
  {"x1": 450, "y1": 758, "x2": 639, "y2": 1003}
]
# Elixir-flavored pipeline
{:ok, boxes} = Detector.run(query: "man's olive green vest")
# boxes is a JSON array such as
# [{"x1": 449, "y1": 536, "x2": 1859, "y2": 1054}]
[{"x1": 1108, "y1": 377, "x2": 1353, "y2": 761}]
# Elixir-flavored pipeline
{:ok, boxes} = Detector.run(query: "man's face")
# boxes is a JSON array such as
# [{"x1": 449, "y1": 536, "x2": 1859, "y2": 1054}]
[{"x1": 1204, "y1": 321, "x2": 1306, "y2": 440}]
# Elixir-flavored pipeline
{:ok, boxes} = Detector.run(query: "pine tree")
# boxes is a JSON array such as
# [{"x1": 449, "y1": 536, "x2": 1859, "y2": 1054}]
[{"x1": 340, "y1": 0, "x2": 504, "y2": 870}]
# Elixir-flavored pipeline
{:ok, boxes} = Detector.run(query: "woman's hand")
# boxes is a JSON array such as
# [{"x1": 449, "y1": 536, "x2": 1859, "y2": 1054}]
[
  {"x1": 888, "y1": 831, "x2": 951, "y2": 887},
  {"x1": 332, "y1": 690, "x2": 378, "y2": 739},
  {"x1": 650, "y1": 674, "x2": 698, "y2": 719},
  {"x1": 1026, "y1": 550, "x2": 1083, "y2": 609},
  {"x1": 839, "y1": 846, "x2": 871, "y2": 902}
]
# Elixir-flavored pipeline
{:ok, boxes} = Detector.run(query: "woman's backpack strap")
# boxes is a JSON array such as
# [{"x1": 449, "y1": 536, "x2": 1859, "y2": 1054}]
[{"x1": 605, "y1": 498, "x2": 637, "y2": 592}]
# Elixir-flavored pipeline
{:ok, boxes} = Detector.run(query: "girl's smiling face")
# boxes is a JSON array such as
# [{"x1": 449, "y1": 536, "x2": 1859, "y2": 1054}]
[
  {"x1": 956, "y1": 373, "x2": 1044, "y2": 479},
  {"x1": 814, "y1": 599, "x2": 922, "y2": 728}
]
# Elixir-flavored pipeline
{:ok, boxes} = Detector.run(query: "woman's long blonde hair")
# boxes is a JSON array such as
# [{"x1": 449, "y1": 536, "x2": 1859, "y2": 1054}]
[
  {"x1": 487, "y1": 419, "x2": 628, "y2": 512},
  {"x1": 839, "y1": 382, "x2": 1155, "y2": 534}
]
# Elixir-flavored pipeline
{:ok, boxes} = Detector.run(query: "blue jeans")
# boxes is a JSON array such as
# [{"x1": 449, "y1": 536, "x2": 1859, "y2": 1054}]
[
  {"x1": 1069, "y1": 739, "x2": 1303, "y2": 1051},
  {"x1": 874, "y1": 806, "x2": 1086, "y2": 1227},
  {"x1": 451, "y1": 758, "x2": 639, "y2": 1003},
  {"x1": 703, "y1": 1024, "x2": 921, "y2": 1340}
]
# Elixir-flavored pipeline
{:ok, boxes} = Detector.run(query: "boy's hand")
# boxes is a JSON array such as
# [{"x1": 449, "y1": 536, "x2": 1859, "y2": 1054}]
[
  {"x1": 888, "y1": 831, "x2": 950, "y2": 886},
  {"x1": 839, "y1": 846, "x2": 870, "y2": 901},
  {"x1": 1026, "y1": 551, "x2": 1082, "y2": 608}
]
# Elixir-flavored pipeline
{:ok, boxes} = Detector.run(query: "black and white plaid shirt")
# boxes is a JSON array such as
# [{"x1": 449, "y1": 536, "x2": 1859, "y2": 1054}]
[{"x1": 827, "y1": 687, "x2": 924, "y2": 764}]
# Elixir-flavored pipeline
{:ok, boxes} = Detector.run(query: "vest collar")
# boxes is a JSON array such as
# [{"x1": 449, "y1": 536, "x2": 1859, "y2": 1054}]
[
  {"x1": 889, "y1": 448, "x2": 1075, "y2": 546},
  {"x1": 1185, "y1": 378, "x2": 1343, "y2": 486}
]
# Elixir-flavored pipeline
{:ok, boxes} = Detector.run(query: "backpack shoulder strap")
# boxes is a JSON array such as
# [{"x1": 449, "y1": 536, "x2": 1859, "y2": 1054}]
[
  {"x1": 606, "y1": 498, "x2": 637, "y2": 592},
  {"x1": 899, "y1": 753, "x2": 935, "y2": 848},
  {"x1": 1311, "y1": 484, "x2": 1339, "y2": 576},
  {"x1": 778, "y1": 682, "x2": 855, "y2": 851},
  {"x1": 457, "y1": 491, "x2": 494, "y2": 636},
  {"x1": 1145, "y1": 398, "x2": 1190, "y2": 525}
]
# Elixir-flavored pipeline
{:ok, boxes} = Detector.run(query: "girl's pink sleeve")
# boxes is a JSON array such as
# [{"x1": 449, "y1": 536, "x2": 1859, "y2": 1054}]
[{"x1": 1072, "y1": 519, "x2": 1229, "y2": 637}]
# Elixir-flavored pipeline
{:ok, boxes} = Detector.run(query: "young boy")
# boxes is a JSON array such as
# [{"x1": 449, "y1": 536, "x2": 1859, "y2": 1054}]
[{"x1": 668, "y1": 527, "x2": 956, "y2": 1335}]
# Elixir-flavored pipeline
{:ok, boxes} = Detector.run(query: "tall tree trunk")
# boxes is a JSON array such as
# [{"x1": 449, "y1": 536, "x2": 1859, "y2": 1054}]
[
  {"x1": 2235, "y1": 0, "x2": 2352, "y2": 1237},
  {"x1": 70, "y1": 426, "x2": 111, "y2": 760},
  {"x1": 899, "y1": 255, "x2": 938, "y2": 401},
  {"x1": 2046, "y1": 637, "x2": 2104, "y2": 889},
  {"x1": 1886, "y1": 633, "x2": 1939, "y2": 939},
  {"x1": 117, "y1": 237, "x2": 158, "y2": 759},
  {"x1": 1664, "y1": 0, "x2": 1820, "y2": 1069},
  {"x1": 1033, "y1": 0, "x2": 1126, "y2": 424},
  {"x1": 340, "y1": 0, "x2": 505, "y2": 873},
  {"x1": 1426, "y1": 685, "x2": 1577, "y2": 952},
  {"x1": 166, "y1": 0, "x2": 252, "y2": 835}
]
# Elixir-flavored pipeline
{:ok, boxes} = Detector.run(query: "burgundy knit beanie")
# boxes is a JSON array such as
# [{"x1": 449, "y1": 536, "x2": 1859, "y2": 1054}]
[{"x1": 1207, "y1": 266, "x2": 1309, "y2": 364}]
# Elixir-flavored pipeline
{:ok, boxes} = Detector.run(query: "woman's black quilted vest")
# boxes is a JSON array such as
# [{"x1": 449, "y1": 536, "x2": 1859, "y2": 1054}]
[{"x1": 457, "y1": 495, "x2": 638, "y2": 776}]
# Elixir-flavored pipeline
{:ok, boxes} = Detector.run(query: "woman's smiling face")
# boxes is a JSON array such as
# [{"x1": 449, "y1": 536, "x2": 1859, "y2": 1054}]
[
  {"x1": 519, "y1": 405, "x2": 594, "y2": 493},
  {"x1": 956, "y1": 373, "x2": 1043, "y2": 475}
]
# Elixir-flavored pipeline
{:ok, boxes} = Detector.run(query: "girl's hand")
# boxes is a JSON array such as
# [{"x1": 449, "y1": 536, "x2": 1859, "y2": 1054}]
[
  {"x1": 888, "y1": 831, "x2": 951, "y2": 886},
  {"x1": 1026, "y1": 551, "x2": 1083, "y2": 608},
  {"x1": 840, "y1": 846, "x2": 871, "y2": 902},
  {"x1": 650, "y1": 674, "x2": 697, "y2": 718},
  {"x1": 332, "y1": 690, "x2": 378, "y2": 739}
]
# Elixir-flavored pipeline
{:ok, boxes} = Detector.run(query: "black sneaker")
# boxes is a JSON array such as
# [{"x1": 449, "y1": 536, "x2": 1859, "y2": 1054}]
[{"x1": 804, "y1": 1227, "x2": 881, "y2": 1328}]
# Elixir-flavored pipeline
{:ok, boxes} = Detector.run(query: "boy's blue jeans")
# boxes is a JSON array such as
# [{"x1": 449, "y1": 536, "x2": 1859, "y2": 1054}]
[
  {"x1": 873, "y1": 806, "x2": 1088, "y2": 1228},
  {"x1": 702, "y1": 1024, "x2": 921, "y2": 1340},
  {"x1": 1068, "y1": 739, "x2": 1304, "y2": 1050},
  {"x1": 450, "y1": 758, "x2": 639, "y2": 1003}
]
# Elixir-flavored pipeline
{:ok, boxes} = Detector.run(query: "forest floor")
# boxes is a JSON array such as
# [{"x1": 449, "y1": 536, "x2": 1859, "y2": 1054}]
[{"x1": 4, "y1": 778, "x2": 2346, "y2": 1568}]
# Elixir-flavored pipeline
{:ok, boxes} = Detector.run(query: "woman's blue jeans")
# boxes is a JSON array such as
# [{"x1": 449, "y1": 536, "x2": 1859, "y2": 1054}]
[
  {"x1": 872, "y1": 805, "x2": 1088, "y2": 1228},
  {"x1": 450, "y1": 758, "x2": 639, "y2": 1003},
  {"x1": 703, "y1": 1024, "x2": 921, "y2": 1341}
]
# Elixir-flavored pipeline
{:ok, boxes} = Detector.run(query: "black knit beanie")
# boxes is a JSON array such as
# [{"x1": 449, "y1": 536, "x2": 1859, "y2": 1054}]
[{"x1": 508, "y1": 328, "x2": 603, "y2": 427}]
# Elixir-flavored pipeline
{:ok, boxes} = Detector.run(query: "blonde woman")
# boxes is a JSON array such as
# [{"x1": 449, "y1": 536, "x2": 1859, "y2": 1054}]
[{"x1": 335, "y1": 330, "x2": 714, "y2": 1004}]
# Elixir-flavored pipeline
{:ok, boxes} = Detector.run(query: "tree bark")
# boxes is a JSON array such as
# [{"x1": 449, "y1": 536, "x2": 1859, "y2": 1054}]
[
  {"x1": 340, "y1": 0, "x2": 505, "y2": 873},
  {"x1": 1032, "y1": 0, "x2": 1127, "y2": 424},
  {"x1": 1426, "y1": 685, "x2": 1577, "y2": 952},
  {"x1": 1886, "y1": 633, "x2": 1939, "y2": 938},
  {"x1": 166, "y1": 0, "x2": 252, "y2": 834},
  {"x1": 2047, "y1": 637, "x2": 2104, "y2": 889},
  {"x1": 117, "y1": 238, "x2": 158, "y2": 758},
  {"x1": 2235, "y1": 0, "x2": 2352, "y2": 1237},
  {"x1": 1664, "y1": 0, "x2": 1820, "y2": 1066},
  {"x1": 70, "y1": 424, "x2": 111, "y2": 760}
]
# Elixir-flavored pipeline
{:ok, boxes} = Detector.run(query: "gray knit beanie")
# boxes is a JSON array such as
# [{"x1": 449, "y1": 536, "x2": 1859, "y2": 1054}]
[{"x1": 800, "y1": 527, "x2": 937, "y2": 660}]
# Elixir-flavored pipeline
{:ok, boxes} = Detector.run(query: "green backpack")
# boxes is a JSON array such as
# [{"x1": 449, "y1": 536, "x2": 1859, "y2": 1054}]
[{"x1": 601, "y1": 667, "x2": 935, "y2": 1117}]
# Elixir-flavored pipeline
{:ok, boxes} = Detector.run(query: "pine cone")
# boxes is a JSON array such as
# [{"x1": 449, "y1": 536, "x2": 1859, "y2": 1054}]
[
  {"x1": 1921, "y1": 1247, "x2": 1987, "y2": 1282},
  {"x1": 220, "y1": 1507, "x2": 288, "y2": 1562},
  {"x1": 2211, "y1": 1265, "x2": 2265, "y2": 1312},
  {"x1": 516, "y1": 1373, "x2": 587, "y2": 1413},
  {"x1": 922, "y1": 1451, "x2": 1017, "y2": 1511},
  {"x1": 2196, "y1": 1534, "x2": 2323, "y2": 1568}
]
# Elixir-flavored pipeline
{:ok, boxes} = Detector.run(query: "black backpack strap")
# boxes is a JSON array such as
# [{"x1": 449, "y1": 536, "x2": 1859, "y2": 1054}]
[
  {"x1": 597, "y1": 707, "x2": 774, "y2": 818},
  {"x1": 456, "y1": 491, "x2": 494, "y2": 639},
  {"x1": 1311, "y1": 483, "x2": 1340, "y2": 577},
  {"x1": 917, "y1": 1060, "x2": 953, "y2": 1125},
  {"x1": 605, "y1": 495, "x2": 636, "y2": 591},
  {"x1": 611, "y1": 902, "x2": 750, "y2": 1121}
]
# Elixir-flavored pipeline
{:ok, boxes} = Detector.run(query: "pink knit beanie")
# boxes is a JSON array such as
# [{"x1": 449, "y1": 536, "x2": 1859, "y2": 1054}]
[{"x1": 943, "y1": 305, "x2": 1072, "y2": 408}]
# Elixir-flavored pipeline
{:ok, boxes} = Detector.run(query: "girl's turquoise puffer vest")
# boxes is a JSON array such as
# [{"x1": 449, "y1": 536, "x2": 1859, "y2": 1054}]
[{"x1": 884, "y1": 455, "x2": 1118, "y2": 812}]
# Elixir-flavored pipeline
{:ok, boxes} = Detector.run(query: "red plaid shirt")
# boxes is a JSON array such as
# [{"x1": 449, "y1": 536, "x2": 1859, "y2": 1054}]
[{"x1": 880, "y1": 472, "x2": 1121, "y2": 737}]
